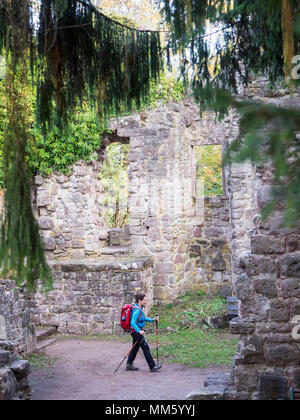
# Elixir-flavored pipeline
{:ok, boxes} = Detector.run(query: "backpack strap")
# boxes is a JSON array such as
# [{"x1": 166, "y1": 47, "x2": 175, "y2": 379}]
[
  {"x1": 132, "y1": 305, "x2": 142, "y2": 320},
  {"x1": 130, "y1": 306, "x2": 143, "y2": 332}
]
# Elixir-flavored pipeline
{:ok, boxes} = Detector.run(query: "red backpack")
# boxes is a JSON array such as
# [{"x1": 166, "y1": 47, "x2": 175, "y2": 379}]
[{"x1": 120, "y1": 304, "x2": 142, "y2": 332}]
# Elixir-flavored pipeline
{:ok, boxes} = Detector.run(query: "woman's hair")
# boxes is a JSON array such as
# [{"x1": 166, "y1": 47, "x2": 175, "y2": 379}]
[{"x1": 135, "y1": 293, "x2": 146, "y2": 303}]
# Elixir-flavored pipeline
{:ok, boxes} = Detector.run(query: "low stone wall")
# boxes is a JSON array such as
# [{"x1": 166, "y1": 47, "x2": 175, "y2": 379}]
[
  {"x1": 0, "y1": 280, "x2": 36, "y2": 354},
  {"x1": 0, "y1": 341, "x2": 31, "y2": 400},
  {"x1": 31, "y1": 258, "x2": 153, "y2": 335}
]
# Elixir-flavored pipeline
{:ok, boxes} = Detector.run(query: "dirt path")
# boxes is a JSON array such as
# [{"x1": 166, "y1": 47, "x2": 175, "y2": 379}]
[{"x1": 29, "y1": 336, "x2": 231, "y2": 400}]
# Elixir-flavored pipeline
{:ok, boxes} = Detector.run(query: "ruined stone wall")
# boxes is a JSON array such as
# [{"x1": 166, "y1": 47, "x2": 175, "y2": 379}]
[
  {"x1": 29, "y1": 100, "x2": 238, "y2": 303},
  {"x1": 228, "y1": 86, "x2": 300, "y2": 400},
  {"x1": 189, "y1": 196, "x2": 232, "y2": 297},
  {"x1": 0, "y1": 280, "x2": 36, "y2": 354},
  {"x1": 111, "y1": 102, "x2": 195, "y2": 302},
  {"x1": 230, "y1": 213, "x2": 300, "y2": 399},
  {"x1": 111, "y1": 100, "x2": 236, "y2": 302},
  {"x1": 0, "y1": 341, "x2": 31, "y2": 400},
  {"x1": 33, "y1": 158, "x2": 108, "y2": 260},
  {"x1": 31, "y1": 258, "x2": 153, "y2": 335}
]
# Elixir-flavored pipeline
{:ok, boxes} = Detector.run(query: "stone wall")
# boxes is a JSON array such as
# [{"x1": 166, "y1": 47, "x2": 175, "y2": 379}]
[
  {"x1": 0, "y1": 341, "x2": 31, "y2": 400},
  {"x1": 30, "y1": 100, "x2": 238, "y2": 303},
  {"x1": 227, "y1": 86, "x2": 300, "y2": 400},
  {"x1": 33, "y1": 158, "x2": 108, "y2": 259},
  {"x1": 0, "y1": 279, "x2": 36, "y2": 354},
  {"x1": 111, "y1": 99, "x2": 236, "y2": 302},
  {"x1": 189, "y1": 196, "x2": 232, "y2": 297},
  {"x1": 31, "y1": 258, "x2": 153, "y2": 335},
  {"x1": 230, "y1": 224, "x2": 300, "y2": 399}
]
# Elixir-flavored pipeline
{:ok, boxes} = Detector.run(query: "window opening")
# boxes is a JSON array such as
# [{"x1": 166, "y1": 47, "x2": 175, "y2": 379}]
[
  {"x1": 193, "y1": 145, "x2": 223, "y2": 197},
  {"x1": 99, "y1": 143, "x2": 130, "y2": 228}
]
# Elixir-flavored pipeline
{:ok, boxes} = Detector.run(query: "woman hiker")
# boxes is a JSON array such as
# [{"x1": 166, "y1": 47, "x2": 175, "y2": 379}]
[{"x1": 126, "y1": 293, "x2": 162, "y2": 372}]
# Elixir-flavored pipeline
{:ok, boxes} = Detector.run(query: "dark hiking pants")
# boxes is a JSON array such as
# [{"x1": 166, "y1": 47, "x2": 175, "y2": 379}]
[{"x1": 127, "y1": 331, "x2": 156, "y2": 370}]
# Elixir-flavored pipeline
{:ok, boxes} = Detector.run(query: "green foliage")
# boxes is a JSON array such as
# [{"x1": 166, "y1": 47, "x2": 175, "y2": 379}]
[
  {"x1": 99, "y1": 143, "x2": 130, "y2": 228},
  {"x1": 160, "y1": 0, "x2": 287, "y2": 92},
  {"x1": 148, "y1": 328, "x2": 238, "y2": 367},
  {"x1": 0, "y1": 74, "x2": 106, "y2": 186},
  {"x1": 29, "y1": 109, "x2": 105, "y2": 177},
  {"x1": 0, "y1": 59, "x2": 52, "y2": 293},
  {"x1": 194, "y1": 145, "x2": 223, "y2": 196},
  {"x1": 148, "y1": 291, "x2": 237, "y2": 367},
  {"x1": 0, "y1": 0, "x2": 162, "y2": 291},
  {"x1": 107, "y1": 13, "x2": 138, "y2": 29},
  {"x1": 223, "y1": 98, "x2": 300, "y2": 228},
  {"x1": 150, "y1": 291, "x2": 228, "y2": 331},
  {"x1": 25, "y1": 353, "x2": 57, "y2": 369},
  {"x1": 159, "y1": 1, "x2": 300, "y2": 226},
  {"x1": 34, "y1": 0, "x2": 162, "y2": 132},
  {"x1": 146, "y1": 73, "x2": 185, "y2": 107}
]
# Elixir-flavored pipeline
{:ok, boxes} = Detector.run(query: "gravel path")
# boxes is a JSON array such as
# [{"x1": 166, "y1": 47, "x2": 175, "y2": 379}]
[{"x1": 29, "y1": 336, "x2": 231, "y2": 400}]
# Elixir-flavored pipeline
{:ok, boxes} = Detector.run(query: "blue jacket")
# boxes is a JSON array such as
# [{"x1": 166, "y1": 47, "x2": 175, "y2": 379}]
[{"x1": 131, "y1": 305, "x2": 154, "y2": 333}]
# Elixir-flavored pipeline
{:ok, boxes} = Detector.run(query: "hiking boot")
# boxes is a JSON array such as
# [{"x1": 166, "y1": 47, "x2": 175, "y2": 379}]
[
  {"x1": 126, "y1": 363, "x2": 139, "y2": 371},
  {"x1": 150, "y1": 364, "x2": 162, "y2": 372}
]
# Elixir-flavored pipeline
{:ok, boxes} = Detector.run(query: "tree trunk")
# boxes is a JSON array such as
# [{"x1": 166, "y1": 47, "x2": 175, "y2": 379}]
[{"x1": 281, "y1": 0, "x2": 295, "y2": 90}]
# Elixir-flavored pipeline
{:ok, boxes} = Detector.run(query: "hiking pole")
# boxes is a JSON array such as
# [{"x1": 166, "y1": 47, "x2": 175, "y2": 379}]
[
  {"x1": 155, "y1": 314, "x2": 159, "y2": 365},
  {"x1": 114, "y1": 341, "x2": 138, "y2": 374}
]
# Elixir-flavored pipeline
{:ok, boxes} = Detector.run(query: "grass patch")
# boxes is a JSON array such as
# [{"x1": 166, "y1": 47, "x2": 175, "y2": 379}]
[
  {"x1": 147, "y1": 329, "x2": 237, "y2": 367},
  {"x1": 150, "y1": 290, "x2": 228, "y2": 331},
  {"x1": 25, "y1": 353, "x2": 57, "y2": 370},
  {"x1": 146, "y1": 291, "x2": 238, "y2": 368}
]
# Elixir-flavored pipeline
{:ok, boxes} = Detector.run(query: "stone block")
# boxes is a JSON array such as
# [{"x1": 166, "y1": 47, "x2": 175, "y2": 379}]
[
  {"x1": 43, "y1": 236, "x2": 55, "y2": 251},
  {"x1": 35, "y1": 175, "x2": 44, "y2": 186},
  {"x1": 204, "y1": 373, "x2": 231, "y2": 388},
  {"x1": 292, "y1": 368, "x2": 300, "y2": 389},
  {"x1": 0, "y1": 316, "x2": 7, "y2": 340},
  {"x1": 235, "y1": 273, "x2": 252, "y2": 302},
  {"x1": 258, "y1": 374, "x2": 288, "y2": 400},
  {"x1": 204, "y1": 227, "x2": 224, "y2": 238},
  {"x1": 66, "y1": 322, "x2": 87, "y2": 335},
  {"x1": 251, "y1": 235, "x2": 285, "y2": 254},
  {"x1": 0, "y1": 368, "x2": 18, "y2": 400},
  {"x1": 0, "y1": 351, "x2": 10, "y2": 368},
  {"x1": 270, "y1": 299, "x2": 290, "y2": 322},
  {"x1": 39, "y1": 216, "x2": 54, "y2": 230},
  {"x1": 0, "y1": 342, "x2": 15, "y2": 353},
  {"x1": 253, "y1": 278, "x2": 278, "y2": 298},
  {"x1": 76, "y1": 296, "x2": 92, "y2": 306},
  {"x1": 278, "y1": 253, "x2": 300, "y2": 278},
  {"x1": 281, "y1": 278, "x2": 300, "y2": 298},
  {"x1": 233, "y1": 365, "x2": 259, "y2": 393},
  {"x1": 156, "y1": 263, "x2": 175, "y2": 275},
  {"x1": 99, "y1": 229, "x2": 109, "y2": 241},
  {"x1": 36, "y1": 192, "x2": 51, "y2": 207},
  {"x1": 25, "y1": 324, "x2": 37, "y2": 353},
  {"x1": 239, "y1": 295, "x2": 270, "y2": 323},
  {"x1": 185, "y1": 386, "x2": 225, "y2": 400},
  {"x1": 264, "y1": 344, "x2": 300, "y2": 366},
  {"x1": 245, "y1": 256, "x2": 276, "y2": 276},
  {"x1": 71, "y1": 228, "x2": 85, "y2": 239},
  {"x1": 287, "y1": 235, "x2": 300, "y2": 252},
  {"x1": 234, "y1": 336, "x2": 264, "y2": 364},
  {"x1": 230, "y1": 318, "x2": 255, "y2": 335},
  {"x1": 219, "y1": 285, "x2": 233, "y2": 298},
  {"x1": 257, "y1": 185, "x2": 273, "y2": 209},
  {"x1": 189, "y1": 245, "x2": 202, "y2": 257},
  {"x1": 212, "y1": 254, "x2": 226, "y2": 271},
  {"x1": 9, "y1": 360, "x2": 30, "y2": 380}
]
